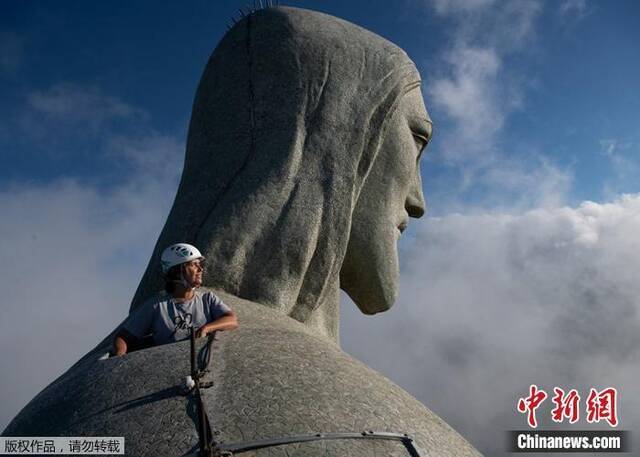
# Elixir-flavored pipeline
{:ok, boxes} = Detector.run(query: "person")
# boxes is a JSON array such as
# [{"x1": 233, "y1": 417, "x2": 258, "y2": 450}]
[{"x1": 114, "y1": 243, "x2": 238, "y2": 356}]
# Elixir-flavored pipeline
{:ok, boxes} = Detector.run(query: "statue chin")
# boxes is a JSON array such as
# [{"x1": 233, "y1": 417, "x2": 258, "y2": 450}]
[
  {"x1": 348, "y1": 292, "x2": 396, "y2": 315},
  {"x1": 341, "y1": 271, "x2": 398, "y2": 315},
  {"x1": 339, "y1": 238, "x2": 400, "y2": 315}
]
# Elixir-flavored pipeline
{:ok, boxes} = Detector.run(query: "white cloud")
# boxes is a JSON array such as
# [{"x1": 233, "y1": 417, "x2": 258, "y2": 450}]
[
  {"x1": 423, "y1": 0, "x2": 551, "y2": 212},
  {"x1": 0, "y1": 84, "x2": 184, "y2": 431},
  {"x1": 430, "y1": 46, "x2": 502, "y2": 155},
  {"x1": 342, "y1": 194, "x2": 640, "y2": 456},
  {"x1": 5, "y1": 82, "x2": 178, "y2": 177},
  {"x1": 478, "y1": 155, "x2": 573, "y2": 208},
  {"x1": 106, "y1": 132, "x2": 185, "y2": 179},
  {"x1": 26, "y1": 83, "x2": 145, "y2": 133},
  {"x1": 429, "y1": 0, "x2": 541, "y2": 51},
  {"x1": 427, "y1": 1, "x2": 541, "y2": 159},
  {"x1": 599, "y1": 139, "x2": 639, "y2": 199},
  {"x1": 600, "y1": 138, "x2": 635, "y2": 174},
  {"x1": 491, "y1": 1, "x2": 541, "y2": 51},
  {"x1": 557, "y1": 0, "x2": 592, "y2": 30},
  {"x1": 431, "y1": 0, "x2": 496, "y2": 15},
  {"x1": 559, "y1": 0, "x2": 587, "y2": 17},
  {"x1": 0, "y1": 174, "x2": 179, "y2": 431}
]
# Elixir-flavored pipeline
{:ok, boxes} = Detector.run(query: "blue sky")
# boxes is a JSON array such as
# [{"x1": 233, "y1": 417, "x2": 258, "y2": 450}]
[
  {"x1": 2, "y1": 0, "x2": 639, "y2": 204},
  {"x1": 1, "y1": 1, "x2": 639, "y2": 456}
]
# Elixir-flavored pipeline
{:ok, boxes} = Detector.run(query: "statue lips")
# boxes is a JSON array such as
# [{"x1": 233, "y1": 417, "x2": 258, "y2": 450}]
[{"x1": 398, "y1": 217, "x2": 409, "y2": 235}]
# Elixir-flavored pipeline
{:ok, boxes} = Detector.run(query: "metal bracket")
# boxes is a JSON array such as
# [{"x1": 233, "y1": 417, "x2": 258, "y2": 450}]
[
  {"x1": 189, "y1": 328, "x2": 217, "y2": 456},
  {"x1": 214, "y1": 430, "x2": 425, "y2": 457},
  {"x1": 182, "y1": 333, "x2": 426, "y2": 456}
]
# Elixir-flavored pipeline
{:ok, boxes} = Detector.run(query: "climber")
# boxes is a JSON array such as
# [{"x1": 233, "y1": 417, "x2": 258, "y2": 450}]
[{"x1": 114, "y1": 243, "x2": 238, "y2": 356}]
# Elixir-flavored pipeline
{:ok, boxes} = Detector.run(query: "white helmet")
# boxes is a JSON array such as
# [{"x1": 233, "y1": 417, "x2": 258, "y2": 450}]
[{"x1": 160, "y1": 243, "x2": 204, "y2": 274}]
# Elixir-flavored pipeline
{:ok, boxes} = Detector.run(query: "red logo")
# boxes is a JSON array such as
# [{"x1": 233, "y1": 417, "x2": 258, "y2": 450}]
[
  {"x1": 518, "y1": 386, "x2": 619, "y2": 428},
  {"x1": 517, "y1": 384, "x2": 548, "y2": 428},
  {"x1": 586, "y1": 387, "x2": 618, "y2": 427},
  {"x1": 551, "y1": 387, "x2": 581, "y2": 424}
]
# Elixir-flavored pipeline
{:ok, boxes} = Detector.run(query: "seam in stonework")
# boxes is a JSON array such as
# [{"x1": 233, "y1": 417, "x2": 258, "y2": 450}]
[{"x1": 194, "y1": 12, "x2": 258, "y2": 239}]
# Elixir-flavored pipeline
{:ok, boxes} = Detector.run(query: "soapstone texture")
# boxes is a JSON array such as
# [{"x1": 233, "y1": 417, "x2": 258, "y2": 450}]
[{"x1": 4, "y1": 7, "x2": 483, "y2": 456}]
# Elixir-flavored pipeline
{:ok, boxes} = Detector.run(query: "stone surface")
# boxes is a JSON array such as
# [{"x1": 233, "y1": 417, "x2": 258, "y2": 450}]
[{"x1": 5, "y1": 290, "x2": 482, "y2": 456}]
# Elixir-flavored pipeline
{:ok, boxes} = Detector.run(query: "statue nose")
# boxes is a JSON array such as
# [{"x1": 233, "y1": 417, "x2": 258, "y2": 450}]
[
  {"x1": 405, "y1": 186, "x2": 426, "y2": 218},
  {"x1": 404, "y1": 174, "x2": 427, "y2": 219},
  {"x1": 406, "y1": 160, "x2": 427, "y2": 218}
]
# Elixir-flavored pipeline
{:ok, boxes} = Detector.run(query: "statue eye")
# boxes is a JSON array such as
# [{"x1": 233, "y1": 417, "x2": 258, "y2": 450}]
[{"x1": 412, "y1": 133, "x2": 428, "y2": 155}]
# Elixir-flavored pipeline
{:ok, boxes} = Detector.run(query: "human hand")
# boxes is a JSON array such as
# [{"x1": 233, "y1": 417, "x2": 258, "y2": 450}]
[{"x1": 195, "y1": 325, "x2": 208, "y2": 338}]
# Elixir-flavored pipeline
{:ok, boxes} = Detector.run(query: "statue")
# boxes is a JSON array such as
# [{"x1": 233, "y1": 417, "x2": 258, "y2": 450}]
[
  {"x1": 132, "y1": 4, "x2": 430, "y2": 342},
  {"x1": 4, "y1": 7, "x2": 482, "y2": 456}
]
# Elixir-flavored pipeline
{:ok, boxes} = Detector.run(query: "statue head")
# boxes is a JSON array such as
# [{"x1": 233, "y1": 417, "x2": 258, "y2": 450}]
[
  {"x1": 132, "y1": 6, "x2": 431, "y2": 340},
  {"x1": 340, "y1": 88, "x2": 430, "y2": 315}
]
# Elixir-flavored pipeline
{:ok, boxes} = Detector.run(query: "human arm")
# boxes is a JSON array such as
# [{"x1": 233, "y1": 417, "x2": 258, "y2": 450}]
[
  {"x1": 196, "y1": 311, "x2": 238, "y2": 338},
  {"x1": 113, "y1": 329, "x2": 136, "y2": 356},
  {"x1": 113, "y1": 302, "x2": 155, "y2": 355},
  {"x1": 114, "y1": 336, "x2": 127, "y2": 356}
]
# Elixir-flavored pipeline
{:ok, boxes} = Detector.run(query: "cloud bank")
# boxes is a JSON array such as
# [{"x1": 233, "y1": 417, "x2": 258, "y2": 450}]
[
  {"x1": 2, "y1": 6, "x2": 636, "y2": 457},
  {"x1": 0, "y1": 83, "x2": 183, "y2": 431},
  {"x1": 342, "y1": 195, "x2": 640, "y2": 456}
]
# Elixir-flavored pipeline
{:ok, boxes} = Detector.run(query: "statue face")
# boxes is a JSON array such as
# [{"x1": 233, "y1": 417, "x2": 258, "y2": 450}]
[{"x1": 340, "y1": 87, "x2": 431, "y2": 314}]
